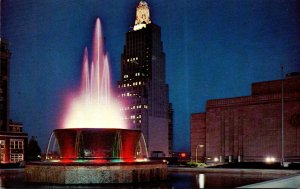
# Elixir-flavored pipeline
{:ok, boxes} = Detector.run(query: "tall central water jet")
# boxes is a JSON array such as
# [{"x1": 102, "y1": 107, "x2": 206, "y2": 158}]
[{"x1": 62, "y1": 18, "x2": 126, "y2": 129}]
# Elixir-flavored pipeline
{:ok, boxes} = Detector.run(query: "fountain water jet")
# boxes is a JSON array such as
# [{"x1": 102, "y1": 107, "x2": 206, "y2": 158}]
[
  {"x1": 62, "y1": 18, "x2": 125, "y2": 130},
  {"x1": 25, "y1": 18, "x2": 167, "y2": 184}
]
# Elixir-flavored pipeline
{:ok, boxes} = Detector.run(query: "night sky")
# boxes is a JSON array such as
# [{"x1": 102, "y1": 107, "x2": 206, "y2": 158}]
[{"x1": 2, "y1": 0, "x2": 300, "y2": 152}]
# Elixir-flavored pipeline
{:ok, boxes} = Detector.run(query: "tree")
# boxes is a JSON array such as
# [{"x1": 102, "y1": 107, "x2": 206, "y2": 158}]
[{"x1": 27, "y1": 136, "x2": 41, "y2": 161}]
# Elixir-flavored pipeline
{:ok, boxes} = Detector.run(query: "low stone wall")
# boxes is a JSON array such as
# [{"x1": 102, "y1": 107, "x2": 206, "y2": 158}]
[{"x1": 25, "y1": 161, "x2": 167, "y2": 184}]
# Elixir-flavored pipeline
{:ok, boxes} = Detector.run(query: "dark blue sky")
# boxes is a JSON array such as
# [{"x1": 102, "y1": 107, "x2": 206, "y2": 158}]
[{"x1": 2, "y1": 0, "x2": 300, "y2": 152}]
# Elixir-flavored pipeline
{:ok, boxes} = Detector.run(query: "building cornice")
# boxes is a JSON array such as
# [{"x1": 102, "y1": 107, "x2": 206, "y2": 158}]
[{"x1": 206, "y1": 92, "x2": 300, "y2": 110}]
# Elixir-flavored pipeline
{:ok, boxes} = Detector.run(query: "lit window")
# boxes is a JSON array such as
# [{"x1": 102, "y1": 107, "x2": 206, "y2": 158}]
[
  {"x1": 10, "y1": 154, "x2": 23, "y2": 163},
  {"x1": 10, "y1": 139, "x2": 24, "y2": 163},
  {"x1": 124, "y1": 75, "x2": 128, "y2": 78},
  {"x1": 0, "y1": 140, "x2": 5, "y2": 162},
  {"x1": 139, "y1": 81, "x2": 142, "y2": 85}
]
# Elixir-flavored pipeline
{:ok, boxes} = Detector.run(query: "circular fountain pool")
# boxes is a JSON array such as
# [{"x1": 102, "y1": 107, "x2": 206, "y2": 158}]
[{"x1": 25, "y1": 128, "x2": 167, "y2": 184}]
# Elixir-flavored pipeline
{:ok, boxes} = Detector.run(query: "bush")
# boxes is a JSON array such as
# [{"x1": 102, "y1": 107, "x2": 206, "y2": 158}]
[{"x1": 186, "y1": 161, "x2": 206, "y2": 167}]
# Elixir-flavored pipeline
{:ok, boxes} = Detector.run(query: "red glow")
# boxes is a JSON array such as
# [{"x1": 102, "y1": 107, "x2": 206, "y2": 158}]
[
  {"x1": 52, "y1": 128, "x2": 144, "y2": 161},
  {"x1": 92, "y1": 159, "x2": 108, "y2": 164},
  {"x1": 121, "y1": 130, "x2": 140, "y2": 159},
  {"x1": 180, "y1": 153, "x2": 186, "y2": 158},
  {"x1": 60, "y1": 159, "x2": 74, "y2": 164}
]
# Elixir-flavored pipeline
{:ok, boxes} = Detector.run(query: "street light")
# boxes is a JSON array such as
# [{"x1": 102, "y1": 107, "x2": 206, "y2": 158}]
[
  {"x1": 195, "y1": 144, "x2": 204, "y2": 163},
  {"x1": 280, "y1": 64, "x2": 285, "y2": 166}
]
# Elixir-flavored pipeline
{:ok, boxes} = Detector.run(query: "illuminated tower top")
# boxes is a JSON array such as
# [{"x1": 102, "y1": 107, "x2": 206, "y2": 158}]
[{"x1": 133, "y1": 0, "x2": 151, "y2": 31}]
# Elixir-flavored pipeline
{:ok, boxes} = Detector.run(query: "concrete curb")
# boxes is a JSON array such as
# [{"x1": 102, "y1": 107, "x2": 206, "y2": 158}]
[{"x1": 167, "y1": 167, "x2": 300, "y2": 175}]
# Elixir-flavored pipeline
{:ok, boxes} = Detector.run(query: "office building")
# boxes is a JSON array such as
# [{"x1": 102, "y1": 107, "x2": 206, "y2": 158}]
[{"x1": 118, "y1": 1, "x2": 171, "y2": 156}]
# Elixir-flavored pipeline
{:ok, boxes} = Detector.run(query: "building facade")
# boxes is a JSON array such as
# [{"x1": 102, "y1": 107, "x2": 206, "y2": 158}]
[
  {"x1": 191, "y1": 74, "x2": 300, "y2": 163},
  {"x1": 0, "y1": 39, "x2": 28, "y2": 163},
  {"x1": 118, "y1": 1, "x2": 171, "y2": 156}
]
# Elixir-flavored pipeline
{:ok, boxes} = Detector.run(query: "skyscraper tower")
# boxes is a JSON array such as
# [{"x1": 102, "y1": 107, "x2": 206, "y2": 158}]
[{"x1": 118, "y1": 1, "x2": 171, "y2": 156}]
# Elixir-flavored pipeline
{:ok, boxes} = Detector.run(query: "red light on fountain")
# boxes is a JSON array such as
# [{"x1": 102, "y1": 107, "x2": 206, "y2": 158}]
[{"x1": 46, "y1": 128, "x2": 148, "y2": 162}]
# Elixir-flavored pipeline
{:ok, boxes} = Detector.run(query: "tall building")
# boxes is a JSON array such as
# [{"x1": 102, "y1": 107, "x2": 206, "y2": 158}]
[
  {"x1": 0, "y1": 38, "x2": 28, "y2": 163},
  {"x1": 0, "y1": 38, "x2": 10, "y2": 131},
  {"x1": 118, "y1": 1, "x2": 171, "y2": 156},
  {"x1": 191, "y1": 73, "x2": 300, "y2": 163}
]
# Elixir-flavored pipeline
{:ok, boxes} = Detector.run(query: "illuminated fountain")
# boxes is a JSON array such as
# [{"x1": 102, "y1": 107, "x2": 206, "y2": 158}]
[{"x1": 25, "y1": 18, "x2": 167, "y2": 184}]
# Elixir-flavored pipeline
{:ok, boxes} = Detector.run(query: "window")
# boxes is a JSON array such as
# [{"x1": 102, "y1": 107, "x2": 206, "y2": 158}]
[
  {"x1": 10, "y1": 154, "x2": 23, "y2": 163},
  {"x1": 10, "y1": 139, "x2": 24, "y2": 163},
  {"x1": 0, "y1": 140, "x2": 5, "y2": 162},
  {"x1": 10, "y1": 139, "x2": 23, "y2": 149}
]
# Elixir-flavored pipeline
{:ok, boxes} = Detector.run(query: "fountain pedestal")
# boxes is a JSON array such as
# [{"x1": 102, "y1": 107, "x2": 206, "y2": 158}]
[{"x1": 25, "y1": 161, "x2": 167, "y2": 184}]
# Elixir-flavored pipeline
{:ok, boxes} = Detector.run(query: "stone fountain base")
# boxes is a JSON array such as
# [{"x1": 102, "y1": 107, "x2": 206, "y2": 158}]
[{"x1": 25, "y1": 161, "x2": 167, "y2": 184}]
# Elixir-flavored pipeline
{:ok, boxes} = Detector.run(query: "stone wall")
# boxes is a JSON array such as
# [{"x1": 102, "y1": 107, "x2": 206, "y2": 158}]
[{"x1": 25, "y1": 161, "x2": 167, "y2": 184}]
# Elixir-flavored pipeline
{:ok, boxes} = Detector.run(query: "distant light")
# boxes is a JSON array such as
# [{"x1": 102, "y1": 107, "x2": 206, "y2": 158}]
[
  {"x1": 135, "y1": 158, "x2": 148, "y2": 162},
  {"x1": 163, "y1": 159, "x2": 169, "y2": 164},
  {"x1": 265, "y1": 156, "x2": 276, "y2": 163},
  {"x1": 198, "y1": 174, "x2": 205, "y2": 188},
  {"x1": 180, "y1": 153, "x2": 187, "y2": 158},
  {"x1": 134, "y1": 24, "x2": 146, "y2": 31},
  {"x1": 213, "y1": 157, "x2": 219, "y2": 162}
]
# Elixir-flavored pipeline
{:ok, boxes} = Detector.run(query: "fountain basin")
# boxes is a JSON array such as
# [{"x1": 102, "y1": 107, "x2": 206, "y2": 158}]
[
  {"x1": 47, "y1": 128, "x2": 148, "y2": 161},
  {"x1": 25, "y1": 128, "x2": 167, "y2": 184},
  {"x1": 25, "y1": 161, "x2": 167, "y2": 184}
]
